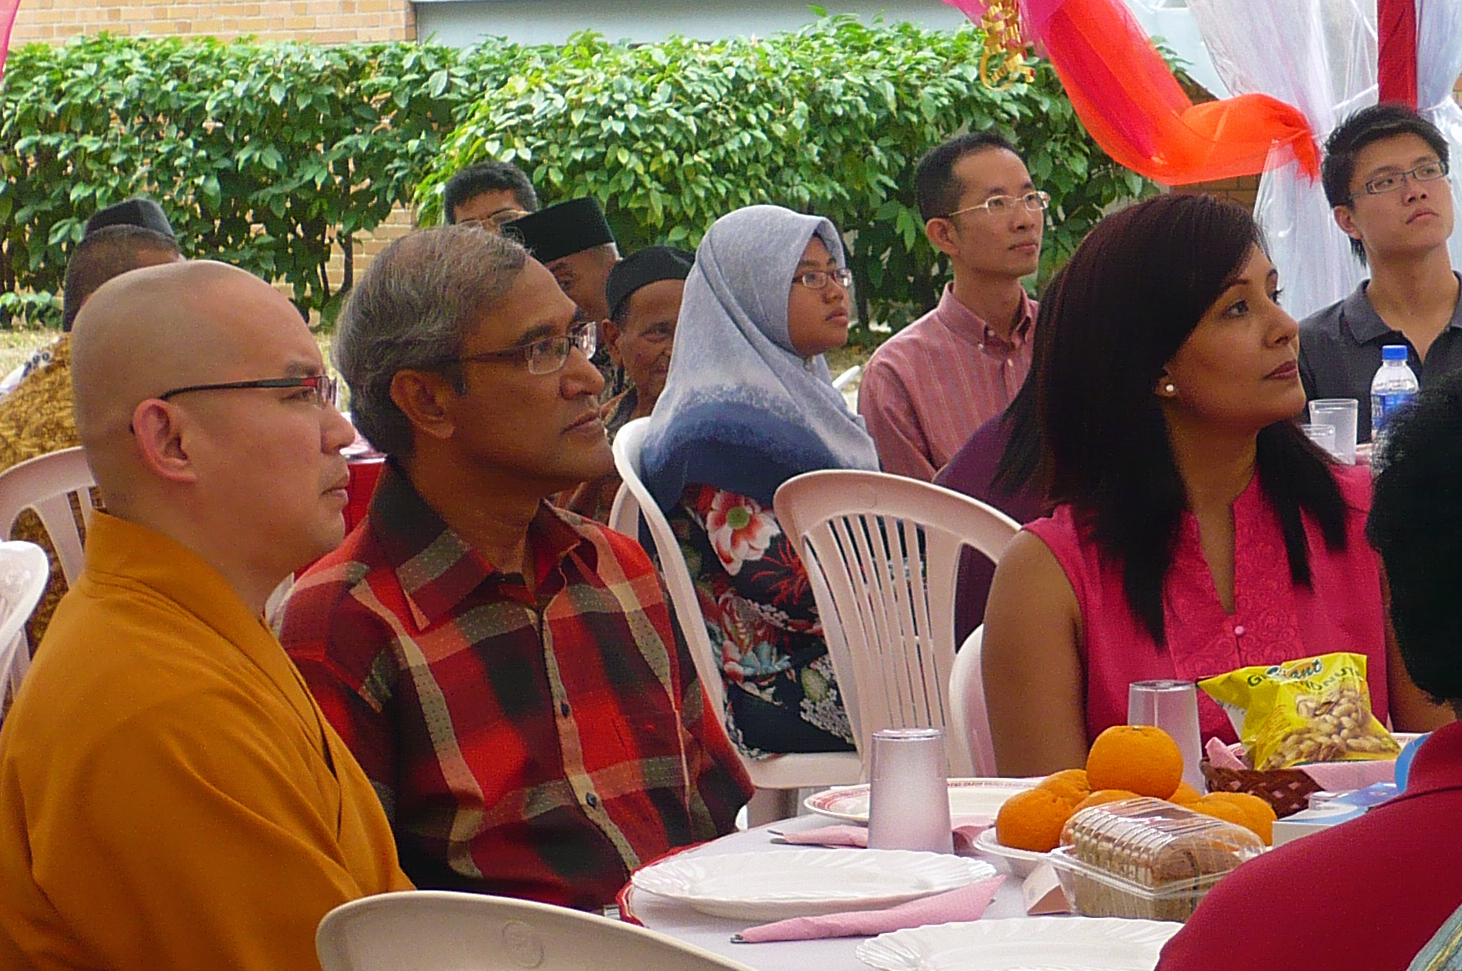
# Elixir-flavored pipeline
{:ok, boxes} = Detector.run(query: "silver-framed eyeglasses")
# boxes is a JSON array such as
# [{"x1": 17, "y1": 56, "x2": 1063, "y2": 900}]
[
  {"x1": 947, "y1": 190, "x2": 1051, "y2": 218},
  {"x1": 157, "y1": 373, "x2": 338, "y2": 408},
  {"x1": 793, "y1": 268, "x2": 854, "y2": 290},
  {"x1": 1359, "y1": 160, "x2": 1449, "y2": 197},
  {"x1": 460, "y1": 208, "x2": 531, "y2": 231},
  {"x1": 455, "y1": 320, "x2": 597, "y2": 376}
]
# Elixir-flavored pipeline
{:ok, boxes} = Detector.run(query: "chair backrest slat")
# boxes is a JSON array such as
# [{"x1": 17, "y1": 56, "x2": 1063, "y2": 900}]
[
  {"x1": 775, "y1": 470, "x2": 1020, "y2": 777},
  {"x1": 0, "y1": 447, "x2": 95, "y2": 587}
]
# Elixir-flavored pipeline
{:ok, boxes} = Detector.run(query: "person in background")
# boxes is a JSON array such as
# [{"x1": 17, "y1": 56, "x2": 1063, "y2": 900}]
[
  {"x1": 556, "y1": 244, "x2": 694, "y2": 522},
  {"x1": 276, "y1": 226, "x2": 750, "y2": 911},
  {"x1": 934, "y1": 267, "x2": 1066, "y2": 644},
  {"x1": 981, "y1": 193, "x2": 1449, "y2": 777},
  {"x1": 0, "y1": 260, "x2": 411, "y2": 971},
  {"x1": 442, "y1": 159, "x2": 538, "y2": 232},
  {"x1": 641, "y1": 204, "x2": 880, "y2": 758},
  {"x1": 0, "y1": 201, "x2": 183, "y2": 645},
  {"x1": 1301, "y1": 104, "x2": 1462, "y2": 440},
  {"x1": 504, "y1": 198, "x2": 623, "y2": 393},
  {"x1": 1157, "y1": 370, "x2": 1462, "y2": 971},
  {"x1": 859, "y1": 132, "x2": 1044, "y2": 480}
]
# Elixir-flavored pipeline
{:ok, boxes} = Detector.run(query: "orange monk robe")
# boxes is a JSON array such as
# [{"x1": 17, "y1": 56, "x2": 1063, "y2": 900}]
[{"x1": 0, "y1": 512, "x2": 412, "y2": 971}]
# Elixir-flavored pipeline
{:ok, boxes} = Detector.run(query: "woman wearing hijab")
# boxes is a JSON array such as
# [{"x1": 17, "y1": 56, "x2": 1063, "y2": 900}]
[{"x1": 641, "y1": 204, "x2": 880, "y2": 756}]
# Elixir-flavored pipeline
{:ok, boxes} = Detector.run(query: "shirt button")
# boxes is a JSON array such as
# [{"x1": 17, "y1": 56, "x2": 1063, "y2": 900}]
[
  {"x1": 585, "y1": 792, "x2": 599, "y2": 809},
  {"x1": 1233, "y1": 624, "x2": 1246, "y2": 637},
  {"x1": 560, "y1": 702, "x2": 571, "y2": 717}
]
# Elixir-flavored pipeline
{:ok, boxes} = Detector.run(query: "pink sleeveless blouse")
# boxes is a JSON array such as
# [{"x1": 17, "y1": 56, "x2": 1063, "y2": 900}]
[{"x1": 1024, "y1": 465, "x2": 1388, "y2": 745}]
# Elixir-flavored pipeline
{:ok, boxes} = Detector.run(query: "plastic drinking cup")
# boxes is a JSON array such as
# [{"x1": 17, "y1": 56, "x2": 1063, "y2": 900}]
[
  {"x1": 1127, "y1": 680, "x2": 1205, "y2": 790},
  {"x1": 1308, "y1": 399, "x2": 1358, "y2": 465},
  {"x1": 866, "y1": 728, "x2": 954, "y2": 853}
]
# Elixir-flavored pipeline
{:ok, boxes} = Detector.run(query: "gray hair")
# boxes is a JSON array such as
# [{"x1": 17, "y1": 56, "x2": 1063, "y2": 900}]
[{"x1": 336, "y1": 226, "x2": 528, "y2": 457}]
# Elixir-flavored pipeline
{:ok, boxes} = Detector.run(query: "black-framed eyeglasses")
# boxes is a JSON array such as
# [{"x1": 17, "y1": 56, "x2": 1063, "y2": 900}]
[
  {"x1": 947, "y1": 190, "x2": 1052, "y2": 218},
  {"x1": 157, "y1": 373, "x2": 339, "y2": 408},
  {"x1": 454, "y1": 320, "x2": 597, "y2": 376},
  {"x1": 1356, "y1": 160, "x2": 1449, "y2": 198},
  {"x1": 793, "y1": 268, "x2": 854, "y2": 290}
]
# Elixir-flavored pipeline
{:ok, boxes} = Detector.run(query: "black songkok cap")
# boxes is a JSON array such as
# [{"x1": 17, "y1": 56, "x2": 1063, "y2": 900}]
[
  {"x1": 605, "y1": 245, "x2": 696, "y2": 320},
  {"x1": 84, "y1": 197, "x2": 176, "y2": 239},
  {"x1": 502, "y1": 197, "x2": 615, "y2": 263}
]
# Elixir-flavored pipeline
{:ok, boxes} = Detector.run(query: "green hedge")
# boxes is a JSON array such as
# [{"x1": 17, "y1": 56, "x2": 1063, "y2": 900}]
[
  {"x1": 0, "y1": 19, "x2": 1152, "y2": 334},
  {"x1": 0, "y1": 34, "x2": 514, "y2": 325},
  {"x1": 422, "y1": 17, "x2": 1153, "y2": 335}
]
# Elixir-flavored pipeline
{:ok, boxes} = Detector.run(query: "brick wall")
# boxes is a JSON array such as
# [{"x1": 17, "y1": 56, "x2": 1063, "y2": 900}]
[{"x1": 8, "y1": 0, "x2": 415, "y2": 47}]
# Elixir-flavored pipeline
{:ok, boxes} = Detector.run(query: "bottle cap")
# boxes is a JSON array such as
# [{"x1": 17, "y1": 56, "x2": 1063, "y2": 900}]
[{"x1": 1382, "y1": 345, "x2": 1409, "y2": 362}]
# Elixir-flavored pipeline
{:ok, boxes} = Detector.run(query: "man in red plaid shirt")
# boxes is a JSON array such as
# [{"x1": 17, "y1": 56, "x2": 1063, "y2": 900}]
[{"x1": 276, "y1": 226, "x2": 752, "y2": 910}]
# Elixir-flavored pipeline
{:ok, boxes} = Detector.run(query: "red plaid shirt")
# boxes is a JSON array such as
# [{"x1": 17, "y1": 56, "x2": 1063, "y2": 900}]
[{"x1": 277, "y1": 462, "x2": 751, "y2": 910}]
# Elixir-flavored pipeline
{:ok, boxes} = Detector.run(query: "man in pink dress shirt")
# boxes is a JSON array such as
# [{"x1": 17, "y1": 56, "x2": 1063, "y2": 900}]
[{"x1": 859, "y1": 133, "x2": 1044, "y2": 480}]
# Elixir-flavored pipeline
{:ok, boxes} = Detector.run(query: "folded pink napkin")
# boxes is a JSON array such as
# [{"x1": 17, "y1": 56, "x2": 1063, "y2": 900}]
[
  {"x1": 732, "y1": 875, "x2": 1005, "y2": 943},
  {"x1": 1204, "y1": 737, "x2": 1396, "y2": 789},
  {"x1": 778, "y1": 818, "x2": 994, "y2": 854}
]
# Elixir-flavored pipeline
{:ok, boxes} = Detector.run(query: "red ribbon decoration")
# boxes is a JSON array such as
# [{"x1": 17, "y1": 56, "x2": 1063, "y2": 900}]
[
  {"x1": 943, "y1": 0, "x2": 1321, "y2": 185},
  {"x1": 0, "y1": 0, "x2": 19, "y2": 81},
  {"x1": 1377, "y1": 0, "x2": 1419, "y2": 108}
]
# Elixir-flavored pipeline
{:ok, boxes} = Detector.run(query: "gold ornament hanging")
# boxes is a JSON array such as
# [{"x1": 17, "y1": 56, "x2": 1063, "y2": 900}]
[{"x1": 979, "y1": 0, "x2": 1035, "y2": 90}]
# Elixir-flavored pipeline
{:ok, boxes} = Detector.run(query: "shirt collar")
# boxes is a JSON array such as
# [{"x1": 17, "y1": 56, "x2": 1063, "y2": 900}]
[
  {"x1": 937, "y1": 283, "x2": 1036, "y2": 350},
  {"x1": 1346, "y1": 272, "x2": 1462, "y2": 343},
  {"x1": 367, "y1": 460, "x2": 594, "y2": 628}
]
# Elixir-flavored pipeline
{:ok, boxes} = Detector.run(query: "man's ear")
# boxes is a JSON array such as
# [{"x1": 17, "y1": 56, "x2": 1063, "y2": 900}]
[
  {"x1": 390, "y1": 369, "x2": 458, "y2": 442},
  {"x1": 1333, "y1": 204, "x2": 1363, "y2": 244},
  {"x1": 924, "y1": 217, "x2": 960, "y2": 260},
  {"x1": 130, "y1": 400, "x2": 198, "y2": 484},
  {"x1": 601, "y1": 318, "x2": 625, "y2": 368}
]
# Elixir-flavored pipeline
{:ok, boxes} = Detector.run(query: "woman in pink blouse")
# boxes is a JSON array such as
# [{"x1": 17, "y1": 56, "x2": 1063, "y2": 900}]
[{"x1": 982, "y1": 193, "x2": 1448, "y2": 776}]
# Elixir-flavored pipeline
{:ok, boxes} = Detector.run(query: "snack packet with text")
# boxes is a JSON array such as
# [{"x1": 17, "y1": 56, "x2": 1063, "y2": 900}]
[{"x1": 1199, "y1": 653, "x2": 1399, "y2": 771}]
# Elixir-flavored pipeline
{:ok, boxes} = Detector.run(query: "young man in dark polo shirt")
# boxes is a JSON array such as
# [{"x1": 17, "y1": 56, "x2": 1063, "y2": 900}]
[{"x1": 1300, "y1": 104, "x2": 1462, "y2": 441}]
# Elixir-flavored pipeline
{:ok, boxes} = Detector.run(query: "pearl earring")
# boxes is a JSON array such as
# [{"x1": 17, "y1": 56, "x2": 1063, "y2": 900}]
[{"x1": 1164, "y1": 383, "x2": 1176, "y2": 394}]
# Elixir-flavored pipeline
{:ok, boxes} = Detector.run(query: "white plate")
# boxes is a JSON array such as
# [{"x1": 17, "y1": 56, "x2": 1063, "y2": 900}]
[
  {"x1": 805, "y1": 778, "x2": 1037, "y2": 824},
  {"x1": 630, "y1": 848, "x2": 996, "y2": 921},
  {"x1": 856, "y1": 916, "x2": 1181, "y2": 971},
  {"x1": 972, "y1": 828, "x2": 1049, "y2": 878}
]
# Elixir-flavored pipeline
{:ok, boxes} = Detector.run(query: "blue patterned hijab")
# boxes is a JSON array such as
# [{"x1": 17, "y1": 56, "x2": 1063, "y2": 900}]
[{"x1": 641, "y1": 205, "x2": 880, "y2": 508}]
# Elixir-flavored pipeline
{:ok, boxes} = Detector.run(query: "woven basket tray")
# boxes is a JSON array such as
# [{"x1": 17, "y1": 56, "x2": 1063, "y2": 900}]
[{"x1": 1200, "y1": 761, "x2": 1321, "y2": 818}]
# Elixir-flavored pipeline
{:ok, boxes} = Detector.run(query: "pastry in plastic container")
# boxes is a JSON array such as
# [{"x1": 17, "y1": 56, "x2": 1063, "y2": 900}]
[{"x1": 1047, "y1": 797, "x2": 1265, "y2": 922}]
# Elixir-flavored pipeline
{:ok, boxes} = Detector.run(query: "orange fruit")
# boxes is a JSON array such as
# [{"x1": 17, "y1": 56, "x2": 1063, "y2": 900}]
[
  {"x1": 1085, "y1": 725, "x2": 1184, "y2": 799},
  {"x1": 995, "y1": 788, "x2": 1077, "y2": 853},
  {"x1": 1169, "y1": 781, "x2": 1203, "y2": 805},
  {"x1": 1200, "y1": 792, "x2": 1276, "y2": 845},
  {"x1": 1037, "y1": 768, "x2": 1092, "y2": 805},
  {"x1": 1070, "y1": 788, "x2": 1142, "y2": 814}
]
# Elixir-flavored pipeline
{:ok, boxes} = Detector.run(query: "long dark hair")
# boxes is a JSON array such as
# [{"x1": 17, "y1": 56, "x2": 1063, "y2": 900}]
[
  {"x1": 991, "y1": 265, "x2": 1066, "y2": 501},
  {"x1": 1036, "y1": 193, "x2": 1347, "y2": 645}
]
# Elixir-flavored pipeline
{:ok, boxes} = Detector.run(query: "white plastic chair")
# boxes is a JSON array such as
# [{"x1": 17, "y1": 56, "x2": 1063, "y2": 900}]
[
  {"x1": 0, "y1": 541, "x2": 51, "y2": 715},
  {"x1": 316, "y1": 890, "x2": 757, "y2": 971},
  {"x1": 0, "y1": 446, "x2": 96, "y2": 587},
  {"x1": 948, "y1": 624, "x2": 996, "y2": 777},
  {"x1": 774, "y1": 470, "x2": 1020, "y2": 778},
  {"x1": 609, "y1": 418, "x2": 861, "y2": 821}
]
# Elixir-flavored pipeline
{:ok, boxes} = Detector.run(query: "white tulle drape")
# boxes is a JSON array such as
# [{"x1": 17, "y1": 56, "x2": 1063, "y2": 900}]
[{"x1": 1186, "y1": 0, "x2": 1462, "y2": 318}]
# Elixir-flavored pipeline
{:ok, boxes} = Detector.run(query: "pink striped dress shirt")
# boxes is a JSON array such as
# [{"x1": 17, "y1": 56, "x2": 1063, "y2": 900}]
[{"x1": 858, "y1": 284, "x2": 1036, "y2": 480}]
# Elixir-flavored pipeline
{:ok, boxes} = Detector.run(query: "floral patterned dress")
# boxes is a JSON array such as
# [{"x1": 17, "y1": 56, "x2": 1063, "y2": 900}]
[{"x1": 669, "y1": 484, "x2": 855, "y2": 757}]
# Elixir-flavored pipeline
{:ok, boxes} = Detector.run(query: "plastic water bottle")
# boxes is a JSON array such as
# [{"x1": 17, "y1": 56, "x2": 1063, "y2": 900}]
[{"x1": 1370, "y1": 344, "x2": 1419, "y2": 455}]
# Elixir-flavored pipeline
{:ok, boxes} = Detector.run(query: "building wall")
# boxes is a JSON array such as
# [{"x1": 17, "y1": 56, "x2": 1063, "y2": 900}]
[{"x1": 8, "y1": 0, "x2": 415, "y2": 46}]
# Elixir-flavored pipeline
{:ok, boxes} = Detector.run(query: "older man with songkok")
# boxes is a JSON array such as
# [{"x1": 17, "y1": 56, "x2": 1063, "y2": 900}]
[{"x1": 0, "y1": 261, "x2": 411, "y2": 971}]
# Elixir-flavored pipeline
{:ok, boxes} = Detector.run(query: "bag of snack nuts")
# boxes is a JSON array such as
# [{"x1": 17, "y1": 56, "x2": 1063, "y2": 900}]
[{"x1": 1199, "y1": 653, "x2": 1401, "y2": 771}]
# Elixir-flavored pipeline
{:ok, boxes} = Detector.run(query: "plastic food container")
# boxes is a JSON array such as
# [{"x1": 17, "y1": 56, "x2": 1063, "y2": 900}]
[{"x1": 1047, "y1": 797, "x2": 1265, "y2": 922}]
